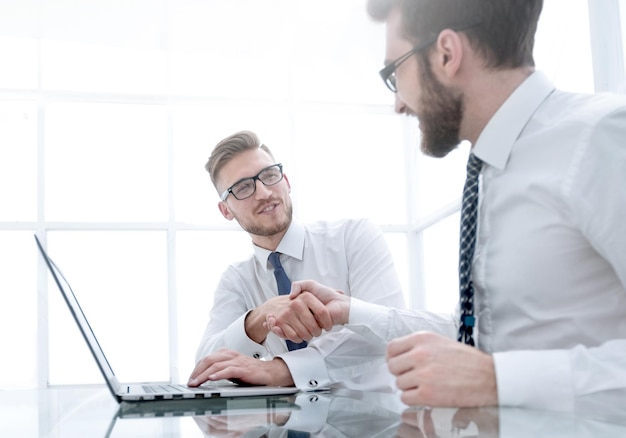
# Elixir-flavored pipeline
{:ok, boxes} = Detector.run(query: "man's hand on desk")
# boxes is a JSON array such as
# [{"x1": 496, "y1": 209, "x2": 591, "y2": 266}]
[
  {"x1": 265, "y1": 279, "x2": 351, "y2": 341},
  {"x1": 187, "y1": 348, "x2": 294, "y2": 387},
  {"x1": 387, "y1": 331, "x2": 498, "y2": 408}
]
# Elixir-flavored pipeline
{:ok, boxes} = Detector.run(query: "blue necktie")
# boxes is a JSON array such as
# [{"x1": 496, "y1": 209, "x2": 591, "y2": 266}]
[
  {"x1": 268, "y1": 252, "x2": 308, "y2": 350},
  {"x1": 458, "y1": 153, "x2": 483, "y2": 346}
]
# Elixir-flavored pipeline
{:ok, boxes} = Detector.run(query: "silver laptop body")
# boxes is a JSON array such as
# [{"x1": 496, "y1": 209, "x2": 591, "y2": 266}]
[{"x1": 34, "y1": 234, "x2": 299, "y2": 402}]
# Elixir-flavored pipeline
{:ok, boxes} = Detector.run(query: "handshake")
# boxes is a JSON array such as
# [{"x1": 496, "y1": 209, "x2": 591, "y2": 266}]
[{"x1": 264, "y1": 279, "x2": 351, "y2": 343}]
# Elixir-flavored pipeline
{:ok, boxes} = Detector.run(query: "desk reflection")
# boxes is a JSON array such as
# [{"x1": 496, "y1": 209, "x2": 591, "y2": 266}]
[
  {"x1": 184, "y1": 389, "x2": 626, "y2": 438},
  {"x1": 2, "y1": 385, "x2": 626, "y2": 437}
]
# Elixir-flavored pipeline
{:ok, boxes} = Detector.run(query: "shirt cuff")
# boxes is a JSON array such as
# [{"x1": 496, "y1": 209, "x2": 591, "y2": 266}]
[
  {"x1": 223, "y1": 311, "x2": 270, "y2": 359},
  {"x1": 493, "y1": 349, "x2": 574, "y2": 411},
  {"x1": 349, "y1": 298, "x2": 390, "y2": 325},
  {"x1": 277, "y1": 347, "x2": 330, "y2": 391}
]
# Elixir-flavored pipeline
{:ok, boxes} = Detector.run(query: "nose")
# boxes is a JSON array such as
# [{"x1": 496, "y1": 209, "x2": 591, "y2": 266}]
[
  {"x1": 253, "y1": 178, "x2": 272, "y2": 199},
  {"x1": 394, "y1": 94, "x2": 407, "y2": 114}
]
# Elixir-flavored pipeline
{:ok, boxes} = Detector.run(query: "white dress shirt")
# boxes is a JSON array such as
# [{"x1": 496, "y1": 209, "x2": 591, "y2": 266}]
[
  {"x1": 195, "y1": 218, "x2": 406, "y2": 392},
  {"x1": 347, "y1": 72, "x2": 626, "y2": 410}
]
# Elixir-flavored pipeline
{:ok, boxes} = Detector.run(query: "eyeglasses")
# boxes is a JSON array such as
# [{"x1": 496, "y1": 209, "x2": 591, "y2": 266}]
[
  {"x1": 220, "y1": 163, "x2": 284, "y2": 201},
  {"x1": 379, "y1": 35, "x2": 438, "y2": 93},
  {"x1": 379, "y1": 22, "x2": 481, "y2": 93}
]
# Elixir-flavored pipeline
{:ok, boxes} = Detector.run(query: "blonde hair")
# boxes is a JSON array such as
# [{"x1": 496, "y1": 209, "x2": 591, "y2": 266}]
[{"x1": 205, "y1": 130, "x2": 275, "y2": 189}]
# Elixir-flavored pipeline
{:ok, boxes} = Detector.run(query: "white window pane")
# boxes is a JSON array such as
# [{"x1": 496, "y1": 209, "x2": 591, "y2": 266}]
[
  {"x1": 172, "y1": 105, "x2": 291, "y2": 224},
  {"x1": 292, "y1": 0, "x2": 392, "y2": 105},
  {"x1": 169, "y1": 52, "x2": 290, "y2": 100},
  {"x1": 175, "y1": 230, "x2": 251, "y2": 379},
  {"x1": 39, "y1": 0, "x2": 167, "y2": 94},
  {"x1": 415, "y1": 142, "x2": 467, "y2": 218},
  {"x1": 168, "y1": 0, "x2": 291, "y2": 99},
  {"x1": 42, "y1": 40, "x2": 167, "y2": 94},
  {"x1": 0, "y1": 37, "x2": 38, "y2": 89},
  {"x1": 293, "y1": 112, "x2": 407, "y2": 224},
  {"x1": 45, "y1": 103, "x2": 168, "y2": 221},
  {"x1": 383, "y1": 233, "x2": 410, "y2": 308},
  {"x1": 622, "y1": 0, "x2": 626, "y2": 76},
  {"x1": 422, "y1": 213, "x2": 460, "y2": 314},
  {"x1": 0, "y1": 101, "x2": 38, "y2": 221},
  {"x1": 0, "y1": 232, "x2": 38, "y2": 389},
  {"x1": 47, "y1": 231, "x2": 168, "y2": 385},
  {"x1": 40, "y1": 0, "x2": 165, "y2": 49},
  {"x1": 535, "y1": 0, "x2": 594, "y2": 93}
]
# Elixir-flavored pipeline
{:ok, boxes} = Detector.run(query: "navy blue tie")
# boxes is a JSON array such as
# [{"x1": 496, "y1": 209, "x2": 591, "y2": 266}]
[
  {"x1": 458, "y1": 153, "x2": 483, "y2": 346},
  {"x1": 268, "y1": 252, "x2": 308, "y2": 350}
]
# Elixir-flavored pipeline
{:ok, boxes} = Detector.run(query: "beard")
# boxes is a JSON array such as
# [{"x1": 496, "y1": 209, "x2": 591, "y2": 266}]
[
  {"x1": 415, "y1": 55, "x2": 464, "y2": 158},
  {"x1": 236, "y1": 199, "x2": 293, "y2": 237}
]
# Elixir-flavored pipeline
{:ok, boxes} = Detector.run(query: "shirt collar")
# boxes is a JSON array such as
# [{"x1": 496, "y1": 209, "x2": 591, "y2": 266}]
[
  {"x1": 472, "y1": 71, "x2": 556, "y2": 170},
  {"x1": 253, "y1": 221, "x2": 305, "y2": 272}
]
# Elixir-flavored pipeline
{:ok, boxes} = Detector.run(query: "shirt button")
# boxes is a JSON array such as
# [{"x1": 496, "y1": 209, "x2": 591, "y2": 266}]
[
  {"x1": 308, "y1": 379, "x2": 318, "y2": 388},
  {"x1": 252, "y1": 353, "x2": 261, "y2": 359}
]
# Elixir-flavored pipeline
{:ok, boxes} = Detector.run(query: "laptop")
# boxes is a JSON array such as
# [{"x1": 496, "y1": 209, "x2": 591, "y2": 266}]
[{"x1": 34, "y1": 234, "x2": 300, "y2": 402}]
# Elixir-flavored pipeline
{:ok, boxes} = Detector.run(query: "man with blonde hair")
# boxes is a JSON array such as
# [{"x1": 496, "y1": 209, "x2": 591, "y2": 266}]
[{"x1": 188, "y1": 130, "x2": 407, "y2": 393}]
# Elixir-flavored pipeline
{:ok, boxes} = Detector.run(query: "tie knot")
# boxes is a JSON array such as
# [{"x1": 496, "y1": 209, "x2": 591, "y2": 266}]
[
  {"x1": 466, "y1": 153, "x2": 483, "y2": 177},
  {"x1": 268, "y1": 252, "x2": 282, "y2": 269}
]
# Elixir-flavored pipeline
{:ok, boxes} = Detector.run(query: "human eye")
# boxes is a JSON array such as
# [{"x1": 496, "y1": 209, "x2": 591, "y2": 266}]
[
  {"x1": 233, "y1": 179, "x2": 254, "y2": 197},
  {"x1": 260, "y1": 166, "x2": 281, "y2": 184}
]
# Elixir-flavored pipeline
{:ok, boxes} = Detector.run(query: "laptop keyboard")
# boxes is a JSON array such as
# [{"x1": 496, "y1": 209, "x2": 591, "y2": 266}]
[{"x1": 142, "y1": 384, "x2": 190, "y2": 394}]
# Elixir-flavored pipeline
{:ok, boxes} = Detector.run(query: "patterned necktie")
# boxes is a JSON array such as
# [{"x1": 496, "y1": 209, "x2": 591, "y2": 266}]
[
  {"x1": 458, "y1": 153, "x2": 483, "y2": 346},
  {"x1": 268, "y1": 252, "x2": 308, "y2": 351}
]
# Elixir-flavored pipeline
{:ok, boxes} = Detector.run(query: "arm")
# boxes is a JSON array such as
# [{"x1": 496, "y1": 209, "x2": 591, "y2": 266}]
[
  {"x1": 194, "y1": 265, "x2": 268, "y2": 363},
  {"x1": 494, "y1": 109, "x2": 626, "y2": 410},
  {"x1": 276, "y1": 219, "x2": 409, "y2": 389},
  {"x1": 269, "y1": 283, "x2": 457, "y2": 344},
  {"x1": 274, "y1": 219, "x2": 458, "y2": 390}
]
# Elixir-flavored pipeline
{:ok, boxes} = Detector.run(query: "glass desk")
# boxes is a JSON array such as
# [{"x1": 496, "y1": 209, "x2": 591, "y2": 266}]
[{"x1": 1, "y1": 384, "x2": 625, "y2": 437}]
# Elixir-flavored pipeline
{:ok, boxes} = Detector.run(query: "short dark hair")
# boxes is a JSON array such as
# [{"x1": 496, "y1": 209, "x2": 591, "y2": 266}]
[
  {"x1": 367, "y1": 0, "x2": 543, "y2": 69},
  {"x1": 206, "y1": 130, "x2": 275, "y2": 189}
]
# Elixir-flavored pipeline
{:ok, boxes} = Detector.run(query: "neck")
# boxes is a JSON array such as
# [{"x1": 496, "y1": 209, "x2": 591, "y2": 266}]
[
  {"x1": 251, "y1": 229, "x2": 289, "y2": 252},
  {"x1": 461, "y1": 66, "x2": 535, "y2": 145}
]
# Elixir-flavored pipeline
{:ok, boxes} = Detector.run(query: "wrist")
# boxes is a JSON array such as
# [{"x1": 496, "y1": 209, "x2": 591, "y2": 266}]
[
  {"x1": 268, "y1": 357, "x2": 295, "y2": 387},
  {"x1": 244, "y1": 309, "x2": 269, "y2": 344},
  {"x1": 332, "y1": 290, "x2": 351, "y2": 325}
]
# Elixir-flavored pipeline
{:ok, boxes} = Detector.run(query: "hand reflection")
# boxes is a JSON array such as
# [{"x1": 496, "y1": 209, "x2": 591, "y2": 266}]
[
  {"x1": 396, "y1": 406, "x2": 499, "y2": 438},
  {"x1": 193, "y1": 411, "x2": 291, "y2": 438}
]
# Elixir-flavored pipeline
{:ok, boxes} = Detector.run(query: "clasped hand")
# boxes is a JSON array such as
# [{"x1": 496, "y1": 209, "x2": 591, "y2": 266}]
[
  {"x1": 266, "y1": 279, "x2": 498, "y2": 408},
  {"x1": 264, "y1": 279, "x2": 350, "y2": 341}
]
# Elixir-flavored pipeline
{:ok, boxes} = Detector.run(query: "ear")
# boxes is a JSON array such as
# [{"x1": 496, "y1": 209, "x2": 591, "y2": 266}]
[
  {"x1": 218, "y1": 201, "x2": 235, "y2": 221},
  {"x1": 432, "y1": 29, "x2": 464, "y2": 80},
  {"x1": 284, "y1": 174, "x2": 291, "y2": 191}
]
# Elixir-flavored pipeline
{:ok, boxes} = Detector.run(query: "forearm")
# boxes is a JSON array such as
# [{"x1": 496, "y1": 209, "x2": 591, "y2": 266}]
[
  {"x1": 493, "y1": 339, "x2": 626, "y2": 411},
  {"x1": 346, "y1": 298, "x2": 457, "y2": 343},
  {"x1": 196, "y1": 311, "x2": 269, "y2": 362}
]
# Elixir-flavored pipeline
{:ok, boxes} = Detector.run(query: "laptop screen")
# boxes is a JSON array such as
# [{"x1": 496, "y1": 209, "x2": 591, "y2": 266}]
[{"x1": 34, "y1": 235, "x2": 122, "y2": 396}]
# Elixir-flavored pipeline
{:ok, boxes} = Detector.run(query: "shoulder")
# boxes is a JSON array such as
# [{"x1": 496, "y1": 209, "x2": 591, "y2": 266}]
[
  {"x1": 302, "y1": 218, "x2": 383, "y2": 250},
  {"x1": 304, "y1": 217, "x2": 379, "y2": 235},
  {"x1": 542, "y1": 89, "x2": 626, "y2": 128},
  {"x1": 221, "y1": 254, "x2": 257, "y2": 280}
]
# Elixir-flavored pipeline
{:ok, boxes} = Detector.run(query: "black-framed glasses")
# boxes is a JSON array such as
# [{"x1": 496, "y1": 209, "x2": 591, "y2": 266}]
[
  {"x1": 379, "y1": 35, "x2": 438, "y2": 93},
  {"x1": 220, "y1": 163, "x2": 284, "y2": 201},
  {"x1": 379, "y1": 22, "x2": 481, "y2": 93}
]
